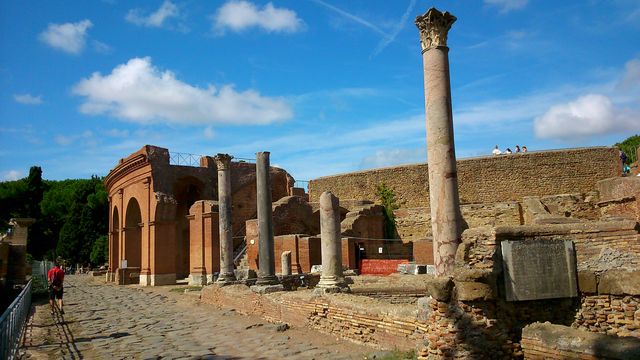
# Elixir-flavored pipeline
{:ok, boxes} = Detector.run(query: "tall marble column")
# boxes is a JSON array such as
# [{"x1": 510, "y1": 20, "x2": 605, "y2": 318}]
[
  {"x1": 415, "y1": 8, "x2": 463, "y2": 276},
  {"x1": 214, "y1": 154, "x2": 236, "y2": 283},
  {"x1": 255, "y1": 151, "x2": 279, "y2": 285},
  {"x1": 315, "y1": 191, "x2": 348, "y2": 293}
]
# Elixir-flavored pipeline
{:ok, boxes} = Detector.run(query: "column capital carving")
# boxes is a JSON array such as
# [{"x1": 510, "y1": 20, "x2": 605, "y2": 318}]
[
  {"x1": 415, "y1": 8, "x2": 456, "y2": 52},
  {"x1": 213, "y1": 153, "x2": 233, "y2": 171}
]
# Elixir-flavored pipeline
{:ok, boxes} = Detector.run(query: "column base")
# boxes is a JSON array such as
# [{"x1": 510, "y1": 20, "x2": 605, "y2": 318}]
[
  {"x1": 255, "y1": 275, "x2": 279, "y2": 286},
  {"x1": 188, "y1": 273, "x2": 207, "y2": 286},
  {"x1": 216, "y1": 272, "x2": 236, "y2": 284},
  {"x1": 316, "y1": 275, "x2": 350, "y2": 294},
  {"x1": 140, "y1": 273, "x2": 176, "y2": 286}
]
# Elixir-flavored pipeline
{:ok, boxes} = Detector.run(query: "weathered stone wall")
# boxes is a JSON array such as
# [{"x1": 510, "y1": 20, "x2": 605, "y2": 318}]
[
  {"x1": 395, "y1": 202, "x2": 522, "y2": 241},
  {"x1": 521, "y1": 322, "x2": 640, "y2": 359},
  {"x1": 309, "y1": 147, "x2": 619, "y2": 207}
]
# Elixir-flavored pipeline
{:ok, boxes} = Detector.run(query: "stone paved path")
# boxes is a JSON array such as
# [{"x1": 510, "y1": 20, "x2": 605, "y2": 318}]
[{"x1": 19, "y1": 275, "x2": 375, "y2": 359}]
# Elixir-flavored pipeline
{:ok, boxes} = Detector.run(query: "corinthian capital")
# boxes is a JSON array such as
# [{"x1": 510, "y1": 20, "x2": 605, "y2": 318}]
[
  {"x1": 213, "y1": 153, "x2": 233, "y2": 171},
  {"x1": 415, "y1": 8, "x2": 456, "y2": 52}
]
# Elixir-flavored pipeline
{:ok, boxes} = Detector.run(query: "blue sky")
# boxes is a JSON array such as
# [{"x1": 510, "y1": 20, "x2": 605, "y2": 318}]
[{"x1": 1, "y1": 0, "x2": 639, "y2": 182}]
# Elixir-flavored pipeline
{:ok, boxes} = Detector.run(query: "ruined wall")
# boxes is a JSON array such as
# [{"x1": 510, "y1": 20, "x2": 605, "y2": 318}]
[
  {"x1": 309, "y1": 147, "x2": 619, "y2": 207},
  {"x1": 521, "y1": 322, "x2": 640, "y2": 360}
]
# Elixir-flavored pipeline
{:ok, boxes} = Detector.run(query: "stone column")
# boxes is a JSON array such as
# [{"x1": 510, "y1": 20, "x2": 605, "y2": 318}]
[
  {"x1": 255, "y1": 152, "x2": 279, "y2": 285},
  {"x1": 281, "y1": 251, "x2": 292, "y2": 276},
  {"x1": 415, "y1": 8, "x2": 463, "y2": 276},
  {"x1": 315, "y1": 192, "x2": 348, "y2": 293},
  {"x1": 214, "y1": 154, "x2": 236, "y2": 283}
]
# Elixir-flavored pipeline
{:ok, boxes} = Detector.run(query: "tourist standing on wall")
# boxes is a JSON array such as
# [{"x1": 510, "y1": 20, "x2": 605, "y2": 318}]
[
  {"x1": 48, "y1": 259, "x2": 65, "y2": 315},
  {"x1": 522, "y1": 146, "x2": 527, "y2": 153},
  {"x1": 515, "y1": 145, "x2": 521, "y2": 153},
  {"x1": 492, "y1": 145, "x2": 501, "y2": 155}
]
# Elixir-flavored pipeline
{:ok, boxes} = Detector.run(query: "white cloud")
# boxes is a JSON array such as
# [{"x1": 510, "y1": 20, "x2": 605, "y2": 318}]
[
  {"x1": 39, "y1": 20, "x2": 93, "y2": 54},
  {"x1": 617, "y1": 58, "x2": 640, "y2": 91},
  {"x1": 92, "y1": 40, "x2": 113, "y2": 54},
  {"x1": 72, "y1": 57, "x2": 292, "y2": 125},
  {"x1": 13, "y1": 94, "x2": 42, "y2": 105},
  {"x1": 533, "y1": 94, "x2": 639, "y2": 140},
  {"x1": 371, "y1": 0, "x2": 416, "y2": 57},
  {"x1": 203, "y1": 126, "x2": 215, "y2": 139},
  {"x1": 2, "y1": 170, "x2": 22, "y2": 181},
  {"x1": 126, "y1": 1, "x2": 181, "y2": 28},
  {"x1": 359, "y1": 148, "x2": 424, "y2": 169},
  {"x1": 212, "y1": 1, "x2": 303, "y2": 34},
  {"x1": 484, "y1": 0, "x2": 529, "y2": 14},
  {"x1": 55, "y1": 130, "x2": 95, "y2": 146}
]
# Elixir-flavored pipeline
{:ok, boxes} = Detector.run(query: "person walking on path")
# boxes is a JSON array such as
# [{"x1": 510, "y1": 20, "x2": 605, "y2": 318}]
[{"x1": 47, "y1": 260, "x2": 65, "y2": 315}]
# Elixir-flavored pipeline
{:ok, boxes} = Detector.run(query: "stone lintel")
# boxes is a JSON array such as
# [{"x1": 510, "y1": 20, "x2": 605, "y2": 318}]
[{"x1": 415, "y1": 7, "x2": 456, "y2": 52}]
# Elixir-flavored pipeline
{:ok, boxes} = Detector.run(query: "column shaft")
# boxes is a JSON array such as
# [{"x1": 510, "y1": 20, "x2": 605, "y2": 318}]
[
  {"x1": 215, "y1": 154, "x2": 236, "y2": 283},
  {"x1": 316, "y1": 191, "x2": 347, "y2": 292},
  {"x1": 256, "y1": 152, "x2": 278, "y2": 285},
  {"x1": 416, "y1": 8, "x2": 462, "y2": 276}
]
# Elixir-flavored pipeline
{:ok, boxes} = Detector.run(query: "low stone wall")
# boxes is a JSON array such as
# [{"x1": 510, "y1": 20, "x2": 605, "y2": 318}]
[
  {"x1": 200, "y1": 284, "x2": 421, "y2": 350},
  {"x1": 521, "y1": 322, "x2": 640, "y2": 360},
  {"x1": 309, "y1": 147, "x2": 619, "y2": 208}
]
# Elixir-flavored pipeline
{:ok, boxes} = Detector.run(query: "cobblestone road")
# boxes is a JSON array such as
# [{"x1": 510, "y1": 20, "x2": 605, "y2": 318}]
[{"x1": 20, "y1": 275, "x2": 375, "y2": 359}]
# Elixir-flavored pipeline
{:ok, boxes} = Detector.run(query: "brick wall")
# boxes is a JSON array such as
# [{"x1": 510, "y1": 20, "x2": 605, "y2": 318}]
[{"x1": 309, "y1": 147, "x2": 619, "y2": 207}]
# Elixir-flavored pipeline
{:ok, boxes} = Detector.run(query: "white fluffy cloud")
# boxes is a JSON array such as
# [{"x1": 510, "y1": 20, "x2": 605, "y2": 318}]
[
  {"x1": 126, "y1": 1, "x2": 180, "y2": 28},
  {"x1": 533, "y1": 94, "x2": 638, "y2": 140},
  {"x1": 2, "y1": 170, "x2": 22, "y2": 181},
  {"x1": 72, "y1": 57, "x2": 292, "y2": 125},
  {"x1": 212, "y1": 1, "x2": 303, "y2": 34},
  {"x1": 39, "y1": 20, "x2": 92, "y2": 54},
  {"x1": 13, "y1": 94, "x2": 42, "y2": 105},
  {"x1": 484, "y1": 0, "x2": 529, "y2": 13}
]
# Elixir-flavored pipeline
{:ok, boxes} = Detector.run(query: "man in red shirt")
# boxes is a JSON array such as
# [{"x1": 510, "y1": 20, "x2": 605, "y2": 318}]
[{"x1": 47, "y1": 260, "x2": 65, "y2": 315}]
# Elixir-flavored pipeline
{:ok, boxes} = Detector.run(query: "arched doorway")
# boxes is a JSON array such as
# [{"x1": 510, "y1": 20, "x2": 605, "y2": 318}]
[
  {"x1": 173, "y1": 177, "x2": 203, "y2": 279},
  {"x1": 111, "y1": 207, "x2": 120, "y2": 271},
  {"x1": 124, "y1": 198, "x2": 142, "y2": 269}
]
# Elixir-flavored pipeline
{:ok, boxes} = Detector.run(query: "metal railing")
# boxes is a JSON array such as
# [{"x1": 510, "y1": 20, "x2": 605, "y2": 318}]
[
  {"x1": 31, "y1": 261, "x2": 53, "y2": 292},
  {"x1": 294, "y1": 180, "x2": 309, "y2": 191},
  {"x1": 0, "y1": 279, "x2": 32, "y2": 360},
  {"x1": 169, "y1": 152, "x2": 202, "y2": 167}
]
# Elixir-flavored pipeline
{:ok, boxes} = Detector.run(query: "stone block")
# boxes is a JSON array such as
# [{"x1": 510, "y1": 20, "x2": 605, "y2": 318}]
[
  {"x1": 599, "y1": 270, "x2": 640, "y2": 295},
  {"x1": 454, "y1": 281, "x2": 495, "y2": 301},
  {"x1": 522, "y1": 322, "x2": 640, "y2": 359},
  {"x1": 425, "y1": 277, "x2": 453, "y2": 302},
  {"x1": 250, "y1": 284, "x2": 284, "y2": 294},
  {"x1": 234, "y1": 269, "x2": 257, "y2": 280},
  {"x1": 310, "y1": 265, "x2": 322, "y2": 273},
  {"x1": 501, "y1": 239, "x2": 577, "y2": 301},
  {"x1": 577, "y1": 270, "x2": 597, "y2": 293}
]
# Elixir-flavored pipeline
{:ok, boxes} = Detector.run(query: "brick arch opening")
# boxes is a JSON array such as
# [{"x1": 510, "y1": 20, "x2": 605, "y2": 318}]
[
  {"x1": 125, "y1": 198, "x2": 142, "y2": 269},
  {"x1": 173, "y1": 176, "x2": 204, "y2": 279},
  {"x1": 111, "y1": 206, "x2": 120, "y2": 271}
]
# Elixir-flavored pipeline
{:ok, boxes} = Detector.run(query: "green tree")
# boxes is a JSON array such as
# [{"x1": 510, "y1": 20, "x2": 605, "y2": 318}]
[
  {"x1": 376, "y1": 182, "x2": 399, "y2": 239},
  {"x1": 615, "y1": 134, "x2": 640, "y2": 165},
  {"x1": 55, "y1": 177, "x2": 108, "y2": 264},
  {"x1": 90, "y1": 235, "x2": 108, "y2": 265}
]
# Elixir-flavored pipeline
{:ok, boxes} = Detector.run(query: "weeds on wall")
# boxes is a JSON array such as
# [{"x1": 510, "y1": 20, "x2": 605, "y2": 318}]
[{"x1": 376, "y1": 182, "x2": 399, "y2": 239}]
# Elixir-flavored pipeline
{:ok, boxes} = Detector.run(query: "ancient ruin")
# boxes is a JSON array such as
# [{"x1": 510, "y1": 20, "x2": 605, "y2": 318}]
[{"x1": 100, "y1": 7, "x2": 640, "y2": 359}]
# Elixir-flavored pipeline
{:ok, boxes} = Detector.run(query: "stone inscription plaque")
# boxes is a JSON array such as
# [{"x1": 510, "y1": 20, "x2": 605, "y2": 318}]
[{"x1": 501, "y1": 239, "x2": 577, "y2": 301}]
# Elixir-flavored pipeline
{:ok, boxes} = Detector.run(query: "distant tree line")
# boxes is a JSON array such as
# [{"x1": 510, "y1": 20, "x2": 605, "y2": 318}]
[{"x1": 0, "y1": 166, "x2": 108, "y2": 266}]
